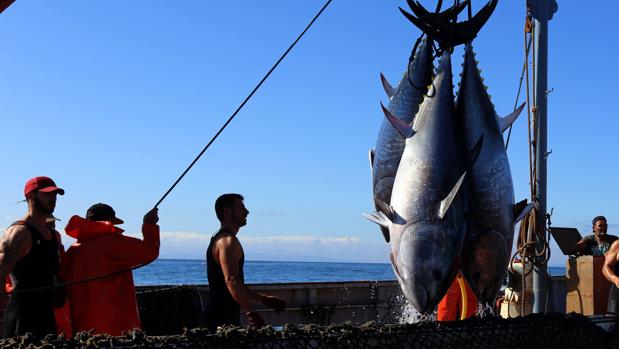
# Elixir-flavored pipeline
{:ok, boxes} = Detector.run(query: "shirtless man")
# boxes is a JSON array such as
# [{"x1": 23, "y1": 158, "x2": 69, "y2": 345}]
[
  {"x1": 0, "y1": 176, "x2": 65, "y2": 338},
  {"x1": 204, "y1": 194, "x2": 286, "y2": 330}
]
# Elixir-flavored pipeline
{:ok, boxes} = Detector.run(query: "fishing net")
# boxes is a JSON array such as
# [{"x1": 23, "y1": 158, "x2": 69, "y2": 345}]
[
  {"x1": 0, "y1": 313, "x2": 617, "y2": 349},
  {"x1": 136, "y1": 285, "x2": 204, "y2": 335}
]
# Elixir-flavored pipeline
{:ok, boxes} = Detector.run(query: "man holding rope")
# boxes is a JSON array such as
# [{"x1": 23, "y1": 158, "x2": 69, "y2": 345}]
[
  {"x1": 205, "y1": 194, "x2": 286, "y2": 330},
  {"x1": 0, "y1": 176, "x2": 65, "y2": 338},
  {"x1": 59, "y1": 203, "x2": 159, "y2": 336}
]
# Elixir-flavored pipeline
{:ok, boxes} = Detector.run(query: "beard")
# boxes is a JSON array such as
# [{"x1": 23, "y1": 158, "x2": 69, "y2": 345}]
[{"x1": 33, "y1": 195, "x2": 55, "y2": 215}]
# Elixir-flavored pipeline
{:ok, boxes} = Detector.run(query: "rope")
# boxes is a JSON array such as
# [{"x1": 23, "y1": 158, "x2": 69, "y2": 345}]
[
  {"x1": 0, "y1": 1, "x2": 334, "y2": 297},
  {"x1": 153, "y1": 0, "x2": 333, "y2": 209},
  {"x1": 507, "y1": 7, "x2": 553, "y2": 315},
  {"x1": 504, "y1": 32, "x2": 532, "y2": 149}
]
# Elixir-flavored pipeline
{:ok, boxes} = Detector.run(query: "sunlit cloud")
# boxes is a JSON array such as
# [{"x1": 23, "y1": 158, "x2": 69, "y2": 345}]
[{"x1": 144, "y1": 231, "x2": 387, "y2": 262}]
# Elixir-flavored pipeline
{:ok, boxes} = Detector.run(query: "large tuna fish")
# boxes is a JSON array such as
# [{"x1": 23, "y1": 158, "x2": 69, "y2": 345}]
[
  {"x1": 456, "y1": 43, "x2": 529, "y2": 304},
  {"x1": 369, "y1": 39, "x2": 433, "y2": 243},
  {"x1": 366, "y1": 52, "x2": 473, "y2": 312}
]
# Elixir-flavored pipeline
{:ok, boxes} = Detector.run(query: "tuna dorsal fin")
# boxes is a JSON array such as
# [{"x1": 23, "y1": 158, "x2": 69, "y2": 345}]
[
  {"x1": 381, "y1": 102, "x2": 415, "y2": 138},
  {"x1": 498, "y1": 102, "x2": 526, "y2": 133},
  {"x1": 438, "y1": 172, "x2": 467, "y2": 220},
  {"x1": 380, "y1": 73, "x2": 395, "y2": 99},
  {"x1": 513, "y1": 200, "x2": 535, "y2": 223}
]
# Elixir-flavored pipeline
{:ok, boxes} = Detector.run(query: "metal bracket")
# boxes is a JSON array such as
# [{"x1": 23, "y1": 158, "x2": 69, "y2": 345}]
[
  {"x1": 545, "y1": 149, "x2": 552, "y2": 160},
  {"x1": 526, "y1": 0, "x2": 558, "y2": 21}
]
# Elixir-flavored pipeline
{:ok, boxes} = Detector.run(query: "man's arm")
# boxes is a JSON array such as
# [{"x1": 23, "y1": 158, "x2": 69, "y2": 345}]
[
  {"x1": 602, "y1": 240, "x2": 619, "y2": 288},
  {"x1": 0, "y1": 226, "x2": 32, "y2": 285},
  {"x1": 96, "y1": 209, "x2": 160, "y2": 267},
  {"x1": 216, "y1": 235, "x2": 256, "y2": 312}
]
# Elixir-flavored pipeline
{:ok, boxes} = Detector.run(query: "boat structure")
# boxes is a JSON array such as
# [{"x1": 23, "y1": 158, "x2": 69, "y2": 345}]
[{"x1": 1, "y1": 0, "x2": 619, "y2": 348}]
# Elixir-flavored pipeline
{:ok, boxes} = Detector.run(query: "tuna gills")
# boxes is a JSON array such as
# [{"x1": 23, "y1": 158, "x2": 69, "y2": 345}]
[
  {"x1": 370, "y1": 39, "x2": 433, "y2": 243},
  {"x1": 366, "y1": 52, "x2": 468, "y2": 313},
  {"x1": 456, "y1": 43, "x2": 528, "y2": 304}
]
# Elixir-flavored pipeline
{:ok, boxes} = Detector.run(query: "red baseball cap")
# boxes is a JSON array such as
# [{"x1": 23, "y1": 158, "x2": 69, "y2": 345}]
[{"x1": 24, "y1": 176, "x2": 65, "y2": 196}]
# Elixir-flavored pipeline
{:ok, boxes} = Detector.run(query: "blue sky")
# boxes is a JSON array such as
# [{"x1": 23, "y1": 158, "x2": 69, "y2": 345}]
[{"x1": 0, "y1": 1, "x2": 617, "y2": 266}]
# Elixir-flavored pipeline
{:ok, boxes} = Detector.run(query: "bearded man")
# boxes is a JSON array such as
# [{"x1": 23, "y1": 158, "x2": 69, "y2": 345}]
[{"x1": 0, "y1": 176, "x2": 65, "y2": 338}]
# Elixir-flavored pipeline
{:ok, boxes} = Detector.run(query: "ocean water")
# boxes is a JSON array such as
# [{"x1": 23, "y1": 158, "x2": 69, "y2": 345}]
[{"x1": 132, "y1": 259, "x2": 566, "y2": 286}]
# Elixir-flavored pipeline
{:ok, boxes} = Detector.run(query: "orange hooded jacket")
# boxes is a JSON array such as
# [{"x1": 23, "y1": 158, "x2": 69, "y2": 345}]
[
  {"x1": 437, "y1": 273, "x2": 478, "y2": 321},
  {"x1": 59, "y1": 216, "x2": 160, "y2": 336}
]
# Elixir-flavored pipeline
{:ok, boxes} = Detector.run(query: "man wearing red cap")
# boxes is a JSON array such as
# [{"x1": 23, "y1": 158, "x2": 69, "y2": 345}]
[
  {"x1": 59, "y1": 203, "x2": 160, "y2": 336},
  {"x1": 0, "y1": 176, "x2": 65, "y2": 338}
]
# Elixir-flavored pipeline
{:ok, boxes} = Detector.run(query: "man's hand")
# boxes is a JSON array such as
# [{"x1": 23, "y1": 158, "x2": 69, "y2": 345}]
[
  {"x1": 261, "y1": 295, "x2": 286, "y2": 312},
  {"x1": 143, "y1": 208, "x2": 159, "y2": 225},
  {"x1": 245, "y1": 311, "x2": 265, "y2": 327}
]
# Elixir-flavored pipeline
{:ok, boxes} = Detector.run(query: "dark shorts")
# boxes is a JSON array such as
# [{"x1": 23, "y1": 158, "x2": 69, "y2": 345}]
[
  {"x1": 2, "y1": 294, "x2": 56, "y2": 338},
  {"x1": 609, "y1": 285, "x2": 619, "y2": 314}
]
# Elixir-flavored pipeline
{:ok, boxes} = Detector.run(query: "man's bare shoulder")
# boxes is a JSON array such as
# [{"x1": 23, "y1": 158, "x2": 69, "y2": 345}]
[
  {"x1": 3, "y1": 224, "x2": 31, "y2": 243},
  {"x1": 609, "y1": 239, "x2": 619, "y2": 252},
  {"x1": 214, "y1": 233, "x2": 241, "y2": 249}
]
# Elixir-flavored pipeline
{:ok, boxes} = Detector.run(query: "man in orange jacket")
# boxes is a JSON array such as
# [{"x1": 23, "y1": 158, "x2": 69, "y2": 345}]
[
  {"x1": 437, "y1": 271, "x2": 478, "y2": 321},
  {"x1": 59, "y1": 203, "x2": 160, "y2": 336}
]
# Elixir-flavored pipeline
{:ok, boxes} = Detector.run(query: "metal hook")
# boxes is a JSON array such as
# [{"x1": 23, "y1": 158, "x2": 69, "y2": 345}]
[
  {"x1": 545, "y1": 88, "x2": 554, "y2": 98},
  {"x1": 545, "y1": 149, "x2": 552, "y2": 160}
]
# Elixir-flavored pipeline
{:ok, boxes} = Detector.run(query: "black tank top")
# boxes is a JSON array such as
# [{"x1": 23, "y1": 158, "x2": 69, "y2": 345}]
[
  {"x1": 205, "y1": 229, "x2": 244, "y2": 329},
  {"x1": 3, "y1": 221, "x2": 59, "y2": 338}
]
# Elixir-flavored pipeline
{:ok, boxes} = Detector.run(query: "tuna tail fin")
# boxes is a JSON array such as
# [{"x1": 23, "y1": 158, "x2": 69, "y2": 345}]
[
  {"x1": 399, "y1": 7, "x2": 433, "y2": 36},
  {"x1": 438, "y1": 172, "x2": 466, "y2": 220},
  {"x1": 405, "y1": 0, "x2": 468, "y2": 29},
  {"x1": 498, "y1": 102, "x2": 526, "y2": 133},
  {"x1": 380, "y1": 73, "x2": 395, "y2": 99},
  {"x1": 381, "y1": 102, "x2": 415, "y2": 138},
  {"x1": 402, "y1": 0, "x2": 497, "y2": 50},
  {"x1": 513, "y1": 199, "x2": 536, "y2": 223}
]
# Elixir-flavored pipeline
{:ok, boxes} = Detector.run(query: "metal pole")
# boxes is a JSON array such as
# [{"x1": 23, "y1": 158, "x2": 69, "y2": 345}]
[{"x1": 527, "y1": 0, "x2": 557, "y2": 314}]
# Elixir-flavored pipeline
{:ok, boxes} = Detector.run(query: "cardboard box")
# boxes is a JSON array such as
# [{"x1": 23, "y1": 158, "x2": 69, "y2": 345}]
[{"x1": 565, "y1": 255, "x2": 612, "y2": 315}]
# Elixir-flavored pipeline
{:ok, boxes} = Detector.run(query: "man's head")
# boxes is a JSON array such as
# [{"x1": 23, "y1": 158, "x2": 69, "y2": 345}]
[
  {"x1": 215, "y1": 193, "x2": 248, "y2": 228},
  {"x1": 592, "y1": 216, "x2": 608, "y2": 237},
  {"x1": 86, "y1": 203, "x2": 124, "y2": 225},
  {"x1": 24, "y1": 176, "x2": 64, "y2": 215}
]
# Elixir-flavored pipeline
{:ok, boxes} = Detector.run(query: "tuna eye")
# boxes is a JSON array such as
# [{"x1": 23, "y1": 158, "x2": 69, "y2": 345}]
[{"x1": 433, "y1": 270, "x2": 442, "y2": 281}]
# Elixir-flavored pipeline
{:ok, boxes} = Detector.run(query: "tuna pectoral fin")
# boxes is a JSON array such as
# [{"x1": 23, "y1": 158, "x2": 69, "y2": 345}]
[
  {"x1": 513, "y1": 199, "x2": 536, "y2": 223},
  {"x1": 438, "y1": 172, "x2": 467, "y2": 220},
  {"x1": 380, "y1": 73, "x2": 395, "y2": 99},
  {"x1": 369, "y1": 149, "x2": 375, "y2": 176},
  {"x1": 498, "y1": 102, "x2": 526, "y2": 133},
  {"x1": 363, "y1": 211, "x2": 392, "y2": 233},
  {"x1": 467, "y1": 135, "x2": 484, "y2": 169},
  {"x1": 381, "y1": 102, "x2": 415, "y2": 138},
  {"x1": 365, "y1": 198, "x2": 396, "y2": 242}
]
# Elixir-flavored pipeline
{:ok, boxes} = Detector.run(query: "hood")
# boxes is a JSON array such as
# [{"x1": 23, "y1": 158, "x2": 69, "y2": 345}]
[{"x1": 65, "y1": 215, "x2": 125, "y2": 241}]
